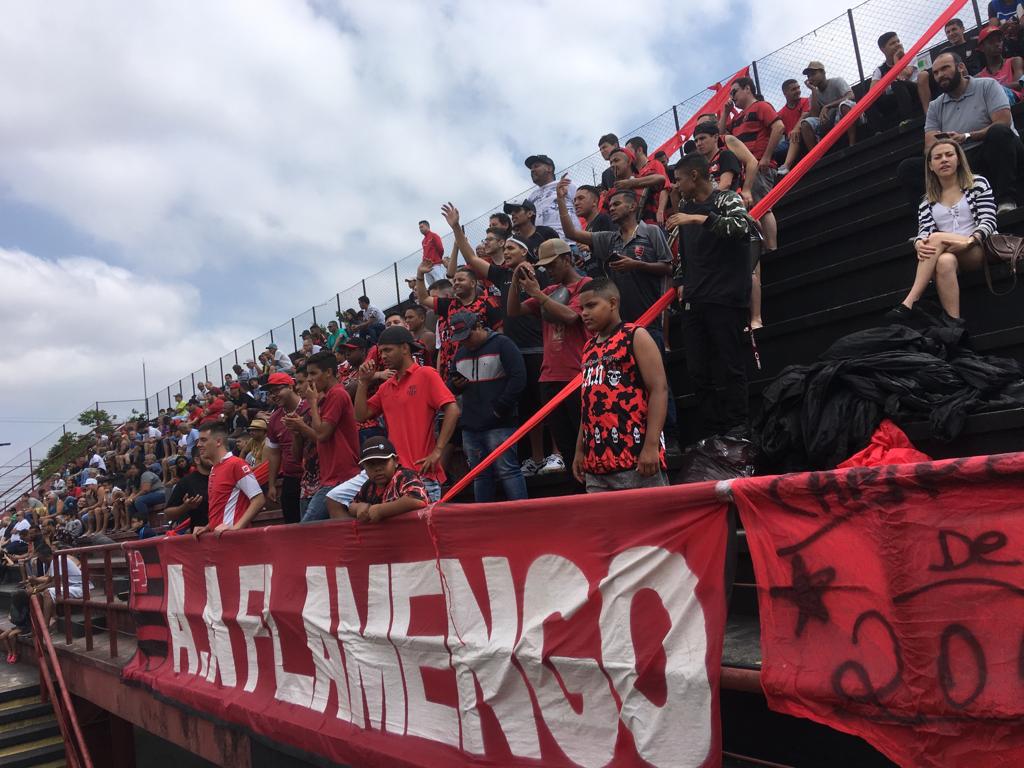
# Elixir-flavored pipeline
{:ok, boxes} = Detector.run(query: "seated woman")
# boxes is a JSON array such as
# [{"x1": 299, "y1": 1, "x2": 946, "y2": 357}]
[{"x1": 890, "y1": 139, "x2": 997, "y2": 321}]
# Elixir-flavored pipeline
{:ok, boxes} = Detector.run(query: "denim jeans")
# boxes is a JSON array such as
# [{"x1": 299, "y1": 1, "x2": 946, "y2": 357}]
[
  {"x1": 422, "y1": 477, "x2": 442, "y2": 503},
  {"x1": 133, "y1": 489, "x2": 166, "y2": 520},
  {"x1": 462, "y1": 427, "x2": 528, "y2": 503},
  {"x1": 301, "y1": 485, "x2": 331, "y2": 523}
]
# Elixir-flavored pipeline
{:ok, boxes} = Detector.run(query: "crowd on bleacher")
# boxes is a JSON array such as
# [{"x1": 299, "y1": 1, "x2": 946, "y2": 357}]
[{"x1": 4, "y1": 13, "x2": 1024, "y2": 632}]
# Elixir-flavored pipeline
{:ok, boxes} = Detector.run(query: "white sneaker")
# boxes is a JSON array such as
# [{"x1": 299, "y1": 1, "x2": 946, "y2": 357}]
[
  {"x1": 520, "y1": 458, "x2": 540, "y2": 477},
  {"x1": 537, "y1": 454, "x2": 566, "y2": 475},
  {"x1": 997, "y1": 201, "x2": 1018, "y2": 215},
  {"x1": 776, "y1": 165, "x2": 789, "y2": 177}
]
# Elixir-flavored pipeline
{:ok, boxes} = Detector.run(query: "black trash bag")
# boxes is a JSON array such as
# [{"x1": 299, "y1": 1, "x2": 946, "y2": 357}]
[
  {"x1": 754, "y1": 317, "x2": 1024, "y2": 473},
  {"x1": 675, "y1": 435, "x2": 758, "y2": 484}
]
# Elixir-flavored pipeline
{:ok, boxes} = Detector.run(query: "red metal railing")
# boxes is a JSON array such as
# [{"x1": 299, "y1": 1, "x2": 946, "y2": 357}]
[
  {"x1": 52, "y1": 542, "x2": 134, "y2": 658},
  {"x1": 30, "y1": 593, "x2": 93, "y2": 768}
]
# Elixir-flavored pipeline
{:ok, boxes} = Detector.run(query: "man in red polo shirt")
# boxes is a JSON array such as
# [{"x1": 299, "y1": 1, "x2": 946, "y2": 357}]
[
  {"x1": 354, "y1": 325, "x2": 459, "y2": 502},
  {"x1": 265, "y1": 372, "x2": 308, "y2": 524},
  {"x1": 284, "y1": 350, "x2": 361, "y2": 522},
  {"x1": 775, "y1": 78, "x2": 811, "y2": 169},
  {"x1": 194, "y1": 421, "x2": 265, "y2": 535}
]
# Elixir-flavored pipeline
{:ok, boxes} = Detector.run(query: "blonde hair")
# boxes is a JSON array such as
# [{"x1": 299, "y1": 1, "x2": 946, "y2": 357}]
[{"x1": 924, "y1": 140, "x2": 974, "y2": 204}]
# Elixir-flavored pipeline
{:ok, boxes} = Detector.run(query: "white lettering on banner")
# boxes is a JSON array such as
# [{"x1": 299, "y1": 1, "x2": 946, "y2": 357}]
[
  {"x1": 202, "y1": 566, "x2": 236, "y2": 687},
  {"x1": 167, "y1": 564, "x2": 199, "y2": 675},
  {"x1": 440, "y1": 557, "x2": 541, "y2": 759},
  {"x1": 390, "y1": 561, "x2": 460, "y2": 748},
  {"x1": 515, "y1": 555, "x2": 618, "y2": 768},
  {"x1": 336, "y1": 565, "x2": 407, "y2": 733},
  {"x1": 599, "y1": 546, "x2": 711, "y2": 768},
  {"x1": 303, "y1": 566, "x2": 353, "y2": 719},
  {"x1": 237, "y1": 564, "x2": 271, "y2": 693},
  {"x1": 161, "y1": 547, "x2": 714, "y2": 767}
]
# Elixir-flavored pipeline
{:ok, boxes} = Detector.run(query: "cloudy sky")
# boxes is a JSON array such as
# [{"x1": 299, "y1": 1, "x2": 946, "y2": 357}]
[{"x1": 1, "y1": 0, "x2": 882, "y2": 471}]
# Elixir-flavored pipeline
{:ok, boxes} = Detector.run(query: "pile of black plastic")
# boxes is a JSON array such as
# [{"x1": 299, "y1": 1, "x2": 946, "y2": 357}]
[{"x1": 753, "y1": 322, "x2": 1024, "y2": 472}]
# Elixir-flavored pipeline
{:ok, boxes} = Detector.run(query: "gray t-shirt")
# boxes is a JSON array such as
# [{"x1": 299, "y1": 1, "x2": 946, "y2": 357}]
[
  {"x1": 140, "y1": 471, "x2": 164, "y2": 493},
  {"x1": 810, "y1": 77, "x2": 852, "y2": 112},
  {"x1": 589, "y1": 222, "x2": 672, "y2": 325},
  {"x1": 925, "y1": 77, "x2": 1015, "y2": 149}
]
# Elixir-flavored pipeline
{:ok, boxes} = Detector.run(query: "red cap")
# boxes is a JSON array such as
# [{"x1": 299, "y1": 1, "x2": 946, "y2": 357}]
[
  {"x1": 978, "y1": 25, "x2": 1003, "y2": 45},
  {"x1": 267, "y1": 372, "x2": 294, "y2": 387},
  {"x1": 230, "y1": 382, "x2": 241, "y2": 390}
]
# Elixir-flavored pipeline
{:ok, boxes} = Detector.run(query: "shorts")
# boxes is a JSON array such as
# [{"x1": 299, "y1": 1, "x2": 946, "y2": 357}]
[
  {"x1": 802, "y1": 101, "x2": 859, "y2": 138},
  {"x1": 750, "y1": 168, "x2": 776, "y2": 205},
  {"x1": 584, "y1": 468, "x2": 669, "y2": 494},
  {"x1": 323, "y1": 471, "x2": 369, "y2": 509}
]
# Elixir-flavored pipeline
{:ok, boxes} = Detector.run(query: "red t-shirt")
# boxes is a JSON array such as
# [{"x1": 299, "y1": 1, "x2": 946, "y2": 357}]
[
  {"x1": 522, "y1": 277, "x2": 593, "y2": 382},
  {"x1": 266, "y1": 401, "x2": 310, "y2": 478},
  {"x1": 728, "y1": 100, "x2": 782, "y2": 160},
  {"x1": 775, "y1": 98, "x2": 809, "y2": 134},
  {"x1": 207, "y1": 453, "x2": 262, "y2": 529},
  {"x1": 315, "y1": 383, "x2": 361, "y2": 487},
  {"x1": 636, "y1": 158, "x2": 668, "y2": 223},
  {"x1": 422, "y1": 231, "x2": 445, "y2": 265},
  {"x1": 366, "y1": 363, "x2": 456, "y2": 483}
]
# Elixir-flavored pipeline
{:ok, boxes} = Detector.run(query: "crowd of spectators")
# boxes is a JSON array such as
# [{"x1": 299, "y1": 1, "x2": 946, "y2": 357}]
[{"x1": 3, "y1": 13, "x2": 1024, "y2": 584}]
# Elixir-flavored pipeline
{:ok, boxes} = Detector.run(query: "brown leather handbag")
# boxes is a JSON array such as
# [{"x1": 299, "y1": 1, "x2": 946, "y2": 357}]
[{"x1": 982, "y1": 233, "x2": 1024, "y2": 296}]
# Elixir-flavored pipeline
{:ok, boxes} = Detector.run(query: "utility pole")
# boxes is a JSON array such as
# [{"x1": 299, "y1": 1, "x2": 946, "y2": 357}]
[{"x1": 142, "y1": 360, "x2": 149, "y2": 419}]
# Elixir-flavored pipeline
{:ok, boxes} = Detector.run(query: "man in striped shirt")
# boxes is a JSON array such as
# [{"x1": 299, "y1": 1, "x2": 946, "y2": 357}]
[{"x1": 194, "y1": 421, "x2": 265, "y2": 535}]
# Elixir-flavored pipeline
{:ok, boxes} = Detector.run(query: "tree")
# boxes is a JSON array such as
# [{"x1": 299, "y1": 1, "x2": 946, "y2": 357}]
[
  {"x1": 78, "y1": 409, "x2": 113, "y2": 431},
  {"x1": 36, "y1": 431, "x2": 92, "y2": 481}
]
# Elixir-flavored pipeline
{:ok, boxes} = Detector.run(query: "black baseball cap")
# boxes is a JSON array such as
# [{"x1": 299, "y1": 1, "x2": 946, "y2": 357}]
[
  {"x1": 377, "y1": 325, "x2": 415, "y2": 347},
  {"x1": 341, "y1": 337, "x2": 370, "y2": 350},
  {"x1": 449, "y1": 311, "x2": 480, "y2": 341},
  {"x1": 359, "y1": 436, "x2": 398, "y2": 464},
  {"x1": 503, "y1": 198, "x2": 536, "y2": 214},
  {"x1": 524, "y1": 154, "x2": 555, "y2": 169}
]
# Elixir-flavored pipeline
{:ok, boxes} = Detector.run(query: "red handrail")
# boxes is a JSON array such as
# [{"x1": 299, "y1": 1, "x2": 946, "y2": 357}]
[{"x1": 29, "y1": 593, "x2": 93, "y2": 768}]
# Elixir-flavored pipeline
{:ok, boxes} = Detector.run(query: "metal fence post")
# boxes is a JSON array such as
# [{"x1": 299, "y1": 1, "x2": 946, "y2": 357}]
[
  {"x1": 848, "y1": 9, "x2": 866, "y2": 83},
  {"x1": 291, "y1": 317, "x2": 298, "y2": 352},
  {"x1": 393, "y1": 262, "x2": 401, "y2": 305},
  {"x1": 751, "y1": 61, "x2": 762, "y2": 97},
  {"x1": 191, "y1": 372, "x2": 196, "y2": 397},
  {"x1": 672, "y1": 105, "x2": 681, "y2": 135},
  {"x1": 219, "y1": 358, "x2": 224, "y2": 385},
  {"x1": 336, "y1": 293, "x2": 342, "y2": 318},
  {"x1": 311, "y1": 306, "x2": 317, "y2": 326},
  {"x1": 971, "y1": 0, "x2": 983, "y2": 27},
  {"x1": 251, "y1": 340, "x2": 257, "y2": 363},
  {"x1": 204, "y1": 365, "x2": 209, "y2": 384},
  {"x1": 361, "y1": 280, "x2": 367, "y2": 298},
  {"x1": 29, "y1": 449, "x2": 34, "y2": 490}
]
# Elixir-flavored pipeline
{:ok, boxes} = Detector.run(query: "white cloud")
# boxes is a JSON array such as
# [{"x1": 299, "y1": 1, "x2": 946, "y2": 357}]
[{"x1": 0, "y1": 248, "x2": 252, "y2": 452}]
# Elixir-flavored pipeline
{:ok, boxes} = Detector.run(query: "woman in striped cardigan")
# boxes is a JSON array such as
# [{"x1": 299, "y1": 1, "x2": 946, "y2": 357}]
[{"x1": 891, "y1": 139, "x2": 997, "y2": 320}]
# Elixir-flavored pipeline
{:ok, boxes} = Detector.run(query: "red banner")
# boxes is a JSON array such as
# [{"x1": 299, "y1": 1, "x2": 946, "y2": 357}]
[
  {"x1": 652, "y1": 67, "x2": 749, "y2": 160},
  {"x1": 732, "y1": 453, "x2": 1024, "y2": 768},
  {"x1": 123, "y1": 484, "x2": 729, "y2": 767}
]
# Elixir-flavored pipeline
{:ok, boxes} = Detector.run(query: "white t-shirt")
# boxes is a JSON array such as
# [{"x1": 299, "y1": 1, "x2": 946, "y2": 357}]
[
  {"x1": 10, "y1": 518, "x2": 30, "y2": 543},
  {"x1": 89, "y1": 453, "x2": 107, "y2": 472},
  {"x1": 147, "y1": 426, "x2": 161, "y2": 439},
  {"x1": 527, "y1": 179, "x2": 577, "y2": 240}
]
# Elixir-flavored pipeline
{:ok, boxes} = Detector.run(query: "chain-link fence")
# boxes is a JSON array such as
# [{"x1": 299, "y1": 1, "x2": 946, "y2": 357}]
[{"x1": 3, "y1": 0, "x2": 977, "y2": 498}]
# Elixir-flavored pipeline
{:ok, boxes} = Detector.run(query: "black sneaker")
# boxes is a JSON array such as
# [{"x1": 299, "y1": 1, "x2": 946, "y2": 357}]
[{"x1": 885, "y1": 304, "x2": 911, "y2": 321}]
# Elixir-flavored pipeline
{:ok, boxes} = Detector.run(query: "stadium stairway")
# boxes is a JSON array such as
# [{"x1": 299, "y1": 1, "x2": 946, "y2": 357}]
[
  {"x1": 668, "y1": 103, "x2": 1024, "y2": 459},
  {"x1": 0, "y1": 680, "x2": 64, "y2": 768}
]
